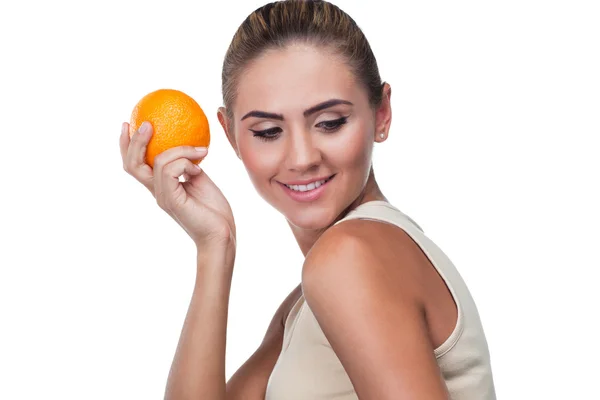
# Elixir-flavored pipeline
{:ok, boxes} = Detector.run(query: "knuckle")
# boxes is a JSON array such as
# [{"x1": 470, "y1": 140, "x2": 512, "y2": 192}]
[
  {"x1": 160, "y1": 160, "x2": 173, "y2": 176},
  {"x1": 130, "y1": 132, "x2": 140, "y2": 144},
  {"x1": 153, "y1": 154, "x2": 166, "y2": 169},
  {"x1": 124, "y1": 162, "x2": 136, "y2": 175},
  {"x1": 131, "y1": 132, "x2": 146, "y2": 147},
  {"x1": 164, "y1": 158, "x2": 183, "y2": 175},
  {"x1": 124, "y1": 159, "x2": 136, "y2": 173}
]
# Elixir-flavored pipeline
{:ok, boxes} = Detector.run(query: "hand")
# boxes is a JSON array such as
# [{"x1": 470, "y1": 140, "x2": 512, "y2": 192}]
[{"x1": 120, "y1": 121, "x2": 236, "y2": 250}]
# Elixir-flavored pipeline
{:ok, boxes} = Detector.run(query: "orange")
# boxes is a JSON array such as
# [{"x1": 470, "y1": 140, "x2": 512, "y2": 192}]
[{"x1": 129, "y1": 89, "x2": 210, "y2": 168}]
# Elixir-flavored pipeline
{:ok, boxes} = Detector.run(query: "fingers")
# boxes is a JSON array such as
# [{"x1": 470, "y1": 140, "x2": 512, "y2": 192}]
[
  {"x1": 121, "y1": 120, "x2": 209, "y2": 204},
  {"x1": 128, "y1": 121, "x2": 152, "y2": 169},
  {"x1": 119, "y1": 122, "x2": 130, "y2": 161},
  {"x1": 153, "y1": 146, "x2": 209, "y2": 205},
  {"x1": 121, "y1": 121, "x2": 154, "y2": 192},
  {"x1": 160, "y1": 159, "x2": 205, "y2": 207}
]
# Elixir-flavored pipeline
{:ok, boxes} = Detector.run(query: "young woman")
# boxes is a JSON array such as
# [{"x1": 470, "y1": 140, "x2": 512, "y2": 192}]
[{"x1": 120, "y1": 1, "x2": 496, "y2": 399}]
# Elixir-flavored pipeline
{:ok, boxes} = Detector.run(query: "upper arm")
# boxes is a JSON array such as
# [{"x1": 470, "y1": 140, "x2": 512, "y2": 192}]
[
  {"x1": 225, "y1": 284, "x2": 301, "y2": 399},
  {"x1": 302, "y1": 221, "x2": 450, "y2": 399}
]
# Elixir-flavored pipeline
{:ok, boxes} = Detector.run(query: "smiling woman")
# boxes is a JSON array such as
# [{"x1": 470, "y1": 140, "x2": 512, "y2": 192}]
[
  {"x1": 218, "y1": 41, "x2": 383, "y2": 233},
  {"x1": 120, "y1": 1, "x2": 496, "y2": 399}
]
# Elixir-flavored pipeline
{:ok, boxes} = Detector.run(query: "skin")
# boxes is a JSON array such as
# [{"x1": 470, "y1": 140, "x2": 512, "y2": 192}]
[
  {"x1": 218, "y1": 43, "x2": 456, "y2": 398},
  {"x1": 121, "y1": 40, "x2": 456, "y2": 399},
  {"x1": 219, "y1": 43, "x2": 389, "y2": 255}
]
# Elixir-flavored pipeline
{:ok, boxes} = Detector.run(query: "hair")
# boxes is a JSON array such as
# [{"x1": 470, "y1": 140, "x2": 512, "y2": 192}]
[{"x1": 221, "y1": 0, "x2": 384, "y2": 122}]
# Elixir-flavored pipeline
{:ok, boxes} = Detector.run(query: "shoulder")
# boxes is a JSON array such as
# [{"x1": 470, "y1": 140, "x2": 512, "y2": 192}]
[
  {"x1": 302, "y1": 217, "x2": 428, "y2": 301},
  {"x1": 300, "y1": 218, "x2": 449, "y2": 397}
]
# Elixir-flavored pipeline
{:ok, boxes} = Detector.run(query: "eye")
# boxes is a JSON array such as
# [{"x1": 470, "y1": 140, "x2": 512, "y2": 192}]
[
  {"x1": 249, "y1": 127, "x2": 282, "y2": 141},
  {"x1": 316, "y1": 116, "x2": 348, "y2": 132}
]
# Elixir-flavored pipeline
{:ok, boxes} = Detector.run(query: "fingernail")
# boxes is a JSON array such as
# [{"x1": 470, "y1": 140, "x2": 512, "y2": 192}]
[
  {"x1": 121, "y1": 122, "x2": 127, "y2": 134},
  {"x1": 139, "y1": 122, "x2": 150, "y2": 135},
  {"x1": 195, "y1": 147, "x2": 207, "y2": 154}
]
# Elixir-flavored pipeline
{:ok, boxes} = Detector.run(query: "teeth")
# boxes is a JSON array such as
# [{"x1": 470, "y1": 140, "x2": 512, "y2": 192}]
[{"x1": 285, "y1": 177, "x2": 329, "y2": 192}]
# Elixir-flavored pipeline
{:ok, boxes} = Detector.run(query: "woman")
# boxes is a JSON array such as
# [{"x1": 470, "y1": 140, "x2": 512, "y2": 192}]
[{"x1": 120, "y1": 1, "x2": 496, "y2": 399}]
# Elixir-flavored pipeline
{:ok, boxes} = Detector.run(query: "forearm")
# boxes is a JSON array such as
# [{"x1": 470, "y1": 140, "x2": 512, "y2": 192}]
[{"x1": 164, "y1": 245, "x2": 235, "y2": 400}]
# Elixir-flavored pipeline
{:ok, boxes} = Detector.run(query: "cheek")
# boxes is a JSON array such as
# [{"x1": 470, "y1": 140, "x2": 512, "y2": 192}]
[
  {"x1": 238, "y1": 138, "x2": 281, "y2": 182},
  {"x1": 327, "y1": 122, "x2": 373, "y2": 170}
]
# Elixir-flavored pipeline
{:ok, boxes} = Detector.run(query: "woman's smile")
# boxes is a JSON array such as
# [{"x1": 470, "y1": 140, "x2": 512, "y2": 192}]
[{"x1": 277, "y1": 174, "x2": 336, "y2": 202}]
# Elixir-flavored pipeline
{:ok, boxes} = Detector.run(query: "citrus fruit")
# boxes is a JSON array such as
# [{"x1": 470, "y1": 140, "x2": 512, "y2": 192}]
[{"x1": 129, "y1": 89, "x2": 210, "y2": 168}]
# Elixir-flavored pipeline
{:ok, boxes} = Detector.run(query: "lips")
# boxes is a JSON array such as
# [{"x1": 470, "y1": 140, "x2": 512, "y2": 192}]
[
  {"x1": 282, "y1": 175, "x2": 334, "y2": 192},
  {"x1": 278, "y1": 174, "x2": 336, "y2": 203}
]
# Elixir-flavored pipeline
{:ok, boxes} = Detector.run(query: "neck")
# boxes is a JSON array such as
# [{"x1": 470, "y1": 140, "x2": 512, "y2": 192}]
[{"x1": 288, "y1": 167, "x2": 387, "y2": 257}]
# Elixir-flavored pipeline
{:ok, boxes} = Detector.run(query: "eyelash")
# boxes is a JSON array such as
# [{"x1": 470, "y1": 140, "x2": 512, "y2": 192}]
[{"x1": 250, "y1": 116, "x2": 349, "y2": 142}]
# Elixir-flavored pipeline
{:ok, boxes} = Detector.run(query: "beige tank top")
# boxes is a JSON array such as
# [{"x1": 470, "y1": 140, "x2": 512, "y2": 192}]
[{"x1": 265, "y1": 200, "x2": 496, "y2": 399}]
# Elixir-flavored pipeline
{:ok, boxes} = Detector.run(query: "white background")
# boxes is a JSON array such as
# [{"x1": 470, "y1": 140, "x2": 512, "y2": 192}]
[{"x1": 1, "y1": 0, "x2": 598, "y2": 398}]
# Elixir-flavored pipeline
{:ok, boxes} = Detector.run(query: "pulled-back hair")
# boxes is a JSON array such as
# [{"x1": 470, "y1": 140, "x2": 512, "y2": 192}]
[{"x1": 221, "y1": 0, "x2": 384, "y2": 121}]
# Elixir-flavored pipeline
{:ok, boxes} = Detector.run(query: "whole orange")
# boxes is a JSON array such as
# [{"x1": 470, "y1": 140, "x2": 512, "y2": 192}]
[{"x1": 129, "y1": 89, "x2": 210, "y2": 168}]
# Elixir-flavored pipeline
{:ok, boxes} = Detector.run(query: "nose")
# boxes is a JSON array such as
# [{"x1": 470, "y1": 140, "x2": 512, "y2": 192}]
[{"x1": 285, "y1": 129, "x2": 322, "y2": 173}]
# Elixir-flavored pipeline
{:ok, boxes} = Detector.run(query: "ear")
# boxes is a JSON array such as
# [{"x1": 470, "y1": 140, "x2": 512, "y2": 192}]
[
  {"x1": 374, "y1": 82, "x2": 392, "y2": 143},
  {"x1": 217, "y1": 107, "x2": 241, "y2": 159}
]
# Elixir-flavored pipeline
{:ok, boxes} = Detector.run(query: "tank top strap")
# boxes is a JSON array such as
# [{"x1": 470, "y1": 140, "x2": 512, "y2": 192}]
[{"x1": 334, "y1": 200, "x2": 425, "y2": 233}]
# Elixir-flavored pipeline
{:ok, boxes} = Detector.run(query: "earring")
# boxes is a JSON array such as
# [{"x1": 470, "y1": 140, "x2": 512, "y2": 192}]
[{"x1": 380, "y1": 133, "x2": 385, "y2": 139}]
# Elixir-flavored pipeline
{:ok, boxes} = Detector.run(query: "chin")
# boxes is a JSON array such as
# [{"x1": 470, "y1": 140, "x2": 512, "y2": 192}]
[{"x1": 284, "y1": 204, "x2": 338, "y2": 230}]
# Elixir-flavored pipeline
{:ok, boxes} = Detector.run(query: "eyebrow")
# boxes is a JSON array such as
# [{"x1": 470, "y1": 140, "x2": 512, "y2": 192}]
[{"x1": 240, "y1": 99, "x2": 353, "y2": 121}]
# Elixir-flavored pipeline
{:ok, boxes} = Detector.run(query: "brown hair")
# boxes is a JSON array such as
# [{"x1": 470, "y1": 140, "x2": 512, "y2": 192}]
[{"x1": 221, "y1": 0, "x2": 384, "y2": 121}]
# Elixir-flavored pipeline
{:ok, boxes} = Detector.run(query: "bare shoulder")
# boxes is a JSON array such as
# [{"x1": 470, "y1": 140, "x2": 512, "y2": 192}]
[
  {"x1": 303, "y1": 217, "x2": 430, "y2": 299},
  {"x1": 300, "y1": 218, "x2": 450, "y2": 398}
]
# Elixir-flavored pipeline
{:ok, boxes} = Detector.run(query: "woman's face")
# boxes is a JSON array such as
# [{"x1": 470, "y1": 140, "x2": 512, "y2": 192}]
[{"x1": 222, "y1": 43, "x2": 388, "y2": 230}]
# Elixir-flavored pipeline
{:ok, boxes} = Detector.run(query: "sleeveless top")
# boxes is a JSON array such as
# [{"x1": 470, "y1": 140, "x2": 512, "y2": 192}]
[{"x1": 265, "y1": 200, "x2": 496, "y2": 399}]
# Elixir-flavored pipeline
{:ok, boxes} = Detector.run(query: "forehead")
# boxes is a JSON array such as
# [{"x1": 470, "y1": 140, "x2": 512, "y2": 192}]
[{"x1": 234, "y1": 43, "x2": 363, "y2": 117}]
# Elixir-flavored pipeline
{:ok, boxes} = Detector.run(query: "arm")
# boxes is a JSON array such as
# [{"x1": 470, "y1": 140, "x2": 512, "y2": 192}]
[
  {"x1": 164, "y1": 240, "x2": 301, "y2": 400},
  {"x1": 164, "y1": 246, "x2": 235, "y2": 400},
  {"x1": 302, "y1": 220, "x2": 450, "y2": 399}
]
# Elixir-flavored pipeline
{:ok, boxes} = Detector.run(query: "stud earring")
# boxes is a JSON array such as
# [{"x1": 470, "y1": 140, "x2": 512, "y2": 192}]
[{"x1": 380, "y1": 133, "x2": 385, "y2": 139}]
